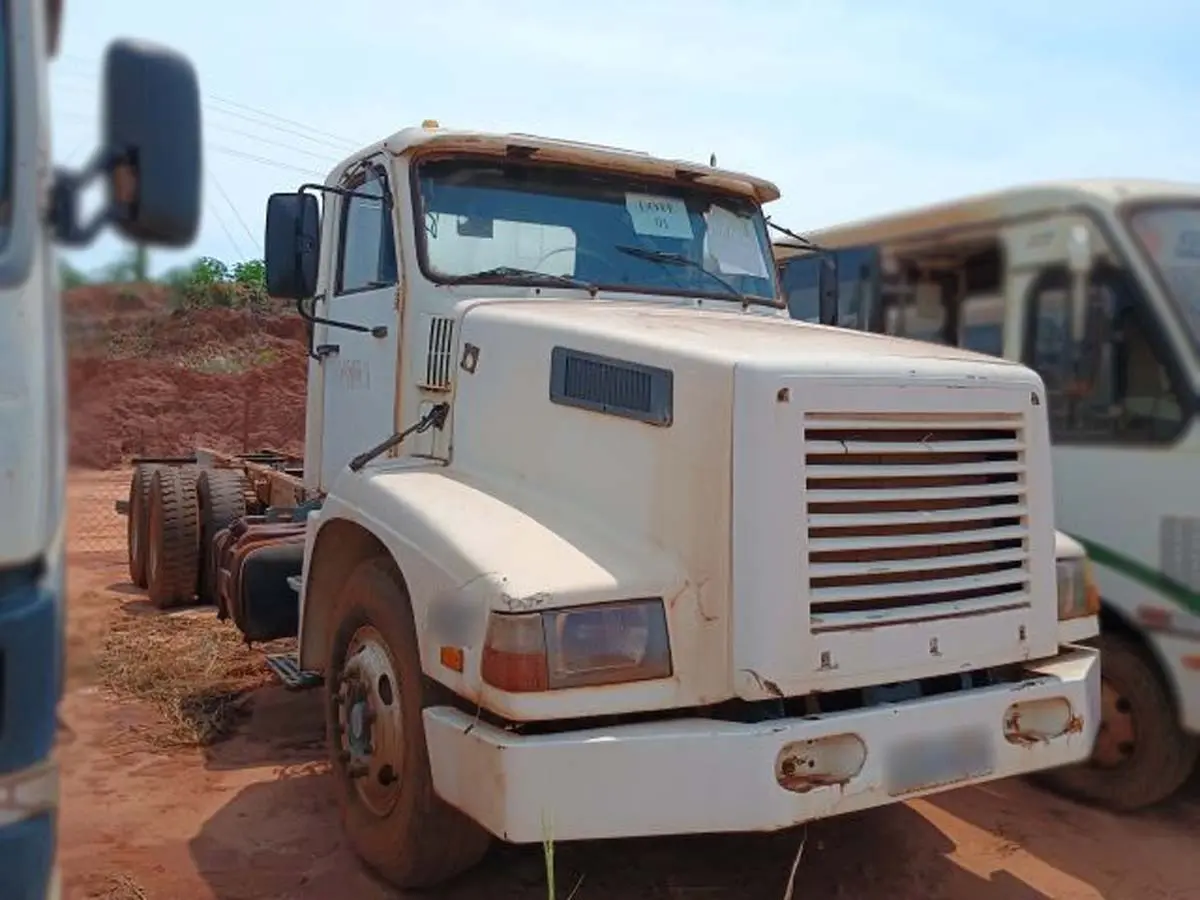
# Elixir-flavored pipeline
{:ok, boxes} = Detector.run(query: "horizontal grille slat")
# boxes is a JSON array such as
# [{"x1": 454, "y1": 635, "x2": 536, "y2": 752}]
[
  {"x1": 811, "y1": 593, "x2": 1030, "y2": 633},
  {"x1": 803, "y1": 408, "x2": 1030, "y2": 625},
  {"x1": 812, "y1": 568, "x2": 1029, "y2": 605},
  {"x1": 807, "y1": 439, "x2": 1025, "y2": 455},
  {"x1": 808, "y1": 482, "x2": 1025, "y2": 503},
  {"x1": 810, "y1": 525, "x2": 1027, "y2": 553},
  {"x1": 809, "y1": 502, "x2": 1027, "y2": 529},
  {"x1": 810, "y1": 546, "x2": 1027, "y2": 579},
  {"x1": 809, "y1": 460, "x2": 1020, "y2": 479}
]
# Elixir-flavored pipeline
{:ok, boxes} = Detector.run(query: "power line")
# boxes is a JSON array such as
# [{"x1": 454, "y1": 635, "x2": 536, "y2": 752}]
[
  {"x1": 207, "y1": 142, "x2": 328, "y2": 178},
  {"x1": 50, "y1": 95, "x2": 342, "y2": 167},
  {"x1": 209, "y1": 170, "x2": 261, "y2": 255},
  {"x1": 52, "y1": 59, "x2": 363, "y2": 154},
  {"x1": 205, "y1": 189, "x2": 247, "y2": 260}
]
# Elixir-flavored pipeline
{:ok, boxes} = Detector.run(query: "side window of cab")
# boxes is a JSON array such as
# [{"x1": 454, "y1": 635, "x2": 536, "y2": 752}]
[{"x1": 336, "y1": 170, "x2": 398, "y2": 296}]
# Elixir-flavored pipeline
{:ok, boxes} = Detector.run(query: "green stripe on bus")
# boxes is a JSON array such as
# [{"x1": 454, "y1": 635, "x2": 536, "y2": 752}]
[{"x1": 1070, "y1": 534, "x2": 1200, "y2": 616}]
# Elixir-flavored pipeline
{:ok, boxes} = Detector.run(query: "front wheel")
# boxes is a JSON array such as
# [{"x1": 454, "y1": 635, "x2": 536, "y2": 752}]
[
  {"x1": 323, "y1": 556, "x2": 491, "y2": 889},
  {"x1": 1034, "y1": 631, "x2": 1199, "y2": 811}
]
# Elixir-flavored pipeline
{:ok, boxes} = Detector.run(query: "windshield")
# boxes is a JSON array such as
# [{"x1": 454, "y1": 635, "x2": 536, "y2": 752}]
[
  {"x1": 413, "y1": 157, "x2": 779, "y2": 305},
  {"x1": 1126, "y1": 204, "x2": 1200, "y2": 347}
]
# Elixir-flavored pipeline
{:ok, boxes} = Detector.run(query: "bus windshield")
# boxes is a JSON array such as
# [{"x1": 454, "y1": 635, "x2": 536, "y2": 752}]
[
  {"x1": 413, "y1": 157, "x2": 780, "y2": 306},
  {"x1": 1127, "y1": 204, "x2": 1200, "y2": 347}
]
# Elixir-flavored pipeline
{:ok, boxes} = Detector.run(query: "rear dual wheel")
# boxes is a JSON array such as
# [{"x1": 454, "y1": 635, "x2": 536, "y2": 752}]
[
  {"x1": 126, "y1": 464, "x2": 161, "y2": 588},
  {"x1": 324, "y1": 556, "x2": 491, "y2": 889},
  {"x1": 145, "y1": 467, "x2": 201, "y2": 609}
]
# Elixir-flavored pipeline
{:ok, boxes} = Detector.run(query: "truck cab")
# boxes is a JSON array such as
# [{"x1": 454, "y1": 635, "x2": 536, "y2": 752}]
[{"x1": 260, "y1": 124, "x2": 1102, "y2": 890}]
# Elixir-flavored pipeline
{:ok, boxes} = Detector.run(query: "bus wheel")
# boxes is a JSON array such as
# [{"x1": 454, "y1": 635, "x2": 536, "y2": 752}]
[
  {"x1": 126, "y1": 463, "x2": 160, "y2": 588},
  {"x1": 145, "y1": 467, "x2": 201, "y2": 610},
  {"x1": 323, "y1": 556, "x2": 491, "y2": 889},
  {"x1": 1036, "y1": 631, "x2": 1199, "y2": 811}
]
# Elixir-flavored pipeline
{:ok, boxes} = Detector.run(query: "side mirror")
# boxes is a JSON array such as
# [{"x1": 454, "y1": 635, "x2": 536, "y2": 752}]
[
  {"x1": 818, "y1": 254, "x2": 839, "y2": 325},
  {"x1": 52, "y1": 39, "x2": 202, "y2": 248},
  {"x1": 103, "y1": 40, "x2": 202, "y2": 246},
  {"x1": 265, "y1": 192, "x2": 321, "y2": 299}
]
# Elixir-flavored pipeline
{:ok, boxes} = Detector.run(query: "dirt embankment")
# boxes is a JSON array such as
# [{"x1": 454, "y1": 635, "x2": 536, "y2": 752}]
[{"x1": 64, "y1": 284, "x2": 309, "y2": 469}]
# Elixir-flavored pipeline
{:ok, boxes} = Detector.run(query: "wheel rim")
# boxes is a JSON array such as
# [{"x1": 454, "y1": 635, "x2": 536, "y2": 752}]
[
  {"x1": 1093, "y1": 677, "x2": 1137, "y2": 768},
  {"x1": 335, "y1": 624, "x2": 405, "y2": 818}
]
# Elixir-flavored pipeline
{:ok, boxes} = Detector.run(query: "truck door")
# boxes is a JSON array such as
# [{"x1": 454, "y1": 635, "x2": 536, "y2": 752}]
[{"x1": 315, "y1": 159, "x2": 402, "y2": 490}]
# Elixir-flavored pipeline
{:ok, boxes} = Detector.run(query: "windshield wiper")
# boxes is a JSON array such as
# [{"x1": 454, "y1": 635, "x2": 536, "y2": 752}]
[
  {"x1": 766, "y1": 218, "x2": 830, "y2": 255},
  {"x1": 443, "y1": 266, "x2": 598, "y2": 297},
  {"x1": 614, "y1": 245, "x2": 755, "y2": 309}
]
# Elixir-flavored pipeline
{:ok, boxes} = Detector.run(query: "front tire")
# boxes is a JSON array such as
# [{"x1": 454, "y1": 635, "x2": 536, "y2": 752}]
[
  {"x1": 1035, "y1": 631, "x2": 1199, "y2": 810},
  {"x1": 323, "y1": 556, "x2": 491, "y2": 889}
]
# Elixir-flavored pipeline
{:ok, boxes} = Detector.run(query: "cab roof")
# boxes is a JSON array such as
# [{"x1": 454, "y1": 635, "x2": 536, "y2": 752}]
[{"x1": 329, "y1": 123, "x2": 782, "y2": 205}]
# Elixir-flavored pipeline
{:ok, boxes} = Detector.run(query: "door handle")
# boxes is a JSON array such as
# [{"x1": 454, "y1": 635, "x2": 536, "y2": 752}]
[{"x1": 315, "y1": 343, "x2": 340, "y2": 360}]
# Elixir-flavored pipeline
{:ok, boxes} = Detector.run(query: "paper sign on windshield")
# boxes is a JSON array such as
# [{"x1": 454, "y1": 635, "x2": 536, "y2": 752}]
[
  {"x1": 625, "y1": 193, "x2": 694, "y2": 240},
  {"x1": 706, "y1": 206, "x2": 768, "y2": 278}
]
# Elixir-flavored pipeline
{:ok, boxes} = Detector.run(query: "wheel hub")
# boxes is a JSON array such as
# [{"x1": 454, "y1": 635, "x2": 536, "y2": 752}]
[
  {"x1": 1093, "y1": 677, "x2": 1137, "y2": 768},
  {"x1": 335, "y1": 625, "x2": 405, "y2": 818}
]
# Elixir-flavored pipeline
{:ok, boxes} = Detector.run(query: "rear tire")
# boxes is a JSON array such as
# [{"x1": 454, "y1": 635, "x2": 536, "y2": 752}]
[
  {"x1": 145, "y1": 467, "x2": 201, "y2": 610},
  {"x1": 126, "y1": 464, "x2": 160, "y2": 588},
  {"x1": 323, "y1": 556, "x2": 491, "y2": 889},
  {"x1": 1034, "y1": 631, "x2": 1199, "y2": 810},
  {"x1": 196, "y1": 469, "x2": 248, "y2": 606}
]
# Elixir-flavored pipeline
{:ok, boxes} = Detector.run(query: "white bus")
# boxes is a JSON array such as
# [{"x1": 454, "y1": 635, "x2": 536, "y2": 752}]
[{"x1": 774, "y1": 180, "x2": 1200, "y2": 810}]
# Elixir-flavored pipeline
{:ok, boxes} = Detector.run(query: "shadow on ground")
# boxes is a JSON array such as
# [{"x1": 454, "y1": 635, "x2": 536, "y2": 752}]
[{"x1": 189, "y1": 769, "x2": 1064, "y2": 900}]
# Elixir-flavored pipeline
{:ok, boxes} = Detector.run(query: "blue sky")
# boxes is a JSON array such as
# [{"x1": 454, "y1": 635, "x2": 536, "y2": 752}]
[{"x1": 50, "y1": 0, "x2": 1200, "y2": 278}]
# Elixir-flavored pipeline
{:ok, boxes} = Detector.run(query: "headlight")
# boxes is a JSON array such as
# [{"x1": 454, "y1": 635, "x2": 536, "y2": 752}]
[
  {"x1": 481, "y1": 599, "x2": 672, "y2": 692},
  {"x1": 1056, "y1": 556, "x2": 1100, "y2": 621}
]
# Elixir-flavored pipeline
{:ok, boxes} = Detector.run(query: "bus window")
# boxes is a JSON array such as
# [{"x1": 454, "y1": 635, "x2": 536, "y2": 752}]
[
  {"x1": 834, "y1": 246, "x2": 878, "y2": 329},
  {"x1": 780, "y1": 254, "x2": 821, "y2": 322},
  {"x1": 958, "y1": 294, "x2": 1005, "y2": 357},
  {"x1": 880, "y1": 279, "x2": 947, "y2": 343},
  {"x1": 1025, "y1": 265, "x2": 1186, "y2": 443}
]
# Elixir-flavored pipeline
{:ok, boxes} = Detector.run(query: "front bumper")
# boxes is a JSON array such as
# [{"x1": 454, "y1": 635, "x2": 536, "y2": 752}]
[{"x1": 425, "y1": 645, "x2": 1099, "y2": 843}]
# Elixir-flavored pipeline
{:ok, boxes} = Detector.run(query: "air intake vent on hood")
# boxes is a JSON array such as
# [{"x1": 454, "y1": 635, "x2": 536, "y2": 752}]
[{"x1": 549, "y1": 347, "x2": 673, "y2": 426}]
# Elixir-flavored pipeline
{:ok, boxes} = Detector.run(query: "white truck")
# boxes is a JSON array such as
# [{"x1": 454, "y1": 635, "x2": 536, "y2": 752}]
[
  {"x1": 4, "y1": 1, "x2": 201, "y2": 898},
  {"x1": 123, "y1": 124, "x2": 1101, "y2": 890}
]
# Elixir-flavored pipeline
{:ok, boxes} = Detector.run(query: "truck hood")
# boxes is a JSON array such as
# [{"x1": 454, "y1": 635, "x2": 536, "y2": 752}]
[{"x1": 456, "y1": 298, "x2": 1030, "y2": 383}]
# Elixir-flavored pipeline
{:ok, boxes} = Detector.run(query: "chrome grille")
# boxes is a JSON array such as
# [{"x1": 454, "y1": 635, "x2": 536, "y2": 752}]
[{"x1": 803, "y1": 411, "x2": 1030, "y2": 632}]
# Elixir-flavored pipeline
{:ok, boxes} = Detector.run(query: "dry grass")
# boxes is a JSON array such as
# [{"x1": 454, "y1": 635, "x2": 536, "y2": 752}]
[
  {"x1": 89, "y1": 873, "x2": 149, "y2": 900},
  {"x1": 96, "y1": 608, "x2": 295, "y2": 747}
]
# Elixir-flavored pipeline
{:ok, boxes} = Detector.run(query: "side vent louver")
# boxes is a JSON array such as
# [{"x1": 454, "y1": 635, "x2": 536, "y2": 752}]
[
  {"x1": 549, "y1": 347, "x2": 673, "y2": 426},
  {"x1": 421, "y1": 316, "x2": 455, "y2": 390}
]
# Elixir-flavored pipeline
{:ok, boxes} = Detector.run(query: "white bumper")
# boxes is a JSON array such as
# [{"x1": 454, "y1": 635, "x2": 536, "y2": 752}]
[{"x1": 425, "y1": 645, "x2": 1100, "y2": 843}]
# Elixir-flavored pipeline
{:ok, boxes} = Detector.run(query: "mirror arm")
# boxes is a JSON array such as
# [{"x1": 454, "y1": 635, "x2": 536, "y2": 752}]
[
  {"x1": 49, "y1": 146, "x2": 128, "y2": 247},
  {"x1": 295, "y1": 296, "x2": 388, "y2": 356},
  {"x1": 297, "y1": 182, "x2": 394, "y2": 208}
]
